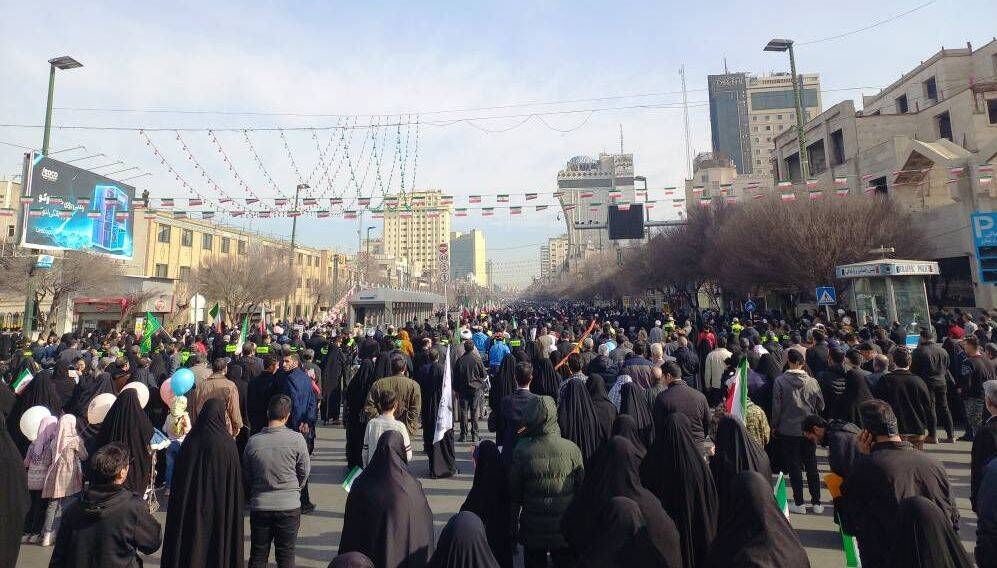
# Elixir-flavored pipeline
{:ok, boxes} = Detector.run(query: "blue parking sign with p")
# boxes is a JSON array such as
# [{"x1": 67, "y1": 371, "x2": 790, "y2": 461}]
[{"x1": 972, "y1": 212, "x2": 997, "y2": 284}]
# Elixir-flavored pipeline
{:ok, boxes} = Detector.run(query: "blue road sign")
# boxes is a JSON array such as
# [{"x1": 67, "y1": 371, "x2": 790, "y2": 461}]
[
  {"x1": 816, "y1": 286, "x2": 837, "y2": 305},
  {"x1": 744, "y1": 299, "x2": 757, "y2": 313},
  {"x1": 971, "y1": 211, "x2": 997, "y2": 285}
]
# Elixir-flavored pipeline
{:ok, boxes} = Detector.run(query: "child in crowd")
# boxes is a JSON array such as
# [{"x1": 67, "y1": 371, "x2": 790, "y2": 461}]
[
  {"x1": 362, "y1": 389, "x2": 412, "y2": 467},
  {"x1": 40, "y1": 414, "x2": 88, "y2": 546},
  {"x1": 162, "y1": 396, "x2": 191, "y2": 492},
  {"x1": 23, "y1": 415, "x2": 58, "y2": 544}
]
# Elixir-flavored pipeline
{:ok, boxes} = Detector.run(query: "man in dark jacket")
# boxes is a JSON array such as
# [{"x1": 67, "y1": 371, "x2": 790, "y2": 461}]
[
  {"x1": 803, "y1": 415, "x2": 862, "y2": 479},
  {"x1": 619, "y1": 342, "x2": 655, "y2": 389},
  {"x1": 840, "y1": 400, "x2": 958, "y2": 568},
  {"x1": 454, "y1": 339, "x2": 488, "y2": 442},
  {"x1": 247, "y1": 355, "x2": 281, "y2": 434},
  {"x1": 585, "y1": 343, "x2": 618, "y2": 378},
  {"x1": 499, "y1": 361, "x2": 539, "y2": 464},
  {"x1": 653, "y1": 361, "x2": 711, "y2": 451},
  {"x1": 236, "y1": 343, "x2": 265, "y2": 383},
  {"x1": 912, "y1": 328, "x2": 954, "y2": 442},
  {"x1": 281, "y1": 352, "x2": 318, "y2": 515},
  {"x1": 874, "y1": 348, "x2": 935, "y2": 449},
  {"x1": 806, "y1": 329, "x2": 831, "y2": 377},
  {"x1": 672, "y1": 336, "x2": 701, "y2": 389},
  {"x1": 49, "y1": 442, "x2": 162, "y2": 567},
  {"x1": 509, "y1": 395, "x2": 584, "y2": 568}
]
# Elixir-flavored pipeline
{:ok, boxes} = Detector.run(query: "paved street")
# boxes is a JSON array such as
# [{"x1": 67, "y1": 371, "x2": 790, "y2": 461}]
[{"x1": 18, "y1": 421, "x2": 981, "y2": 567}]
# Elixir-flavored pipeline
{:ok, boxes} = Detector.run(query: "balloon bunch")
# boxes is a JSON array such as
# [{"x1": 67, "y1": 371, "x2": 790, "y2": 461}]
[{"x1": 159, "y1": 368, "x2": 195, "y2": 408}]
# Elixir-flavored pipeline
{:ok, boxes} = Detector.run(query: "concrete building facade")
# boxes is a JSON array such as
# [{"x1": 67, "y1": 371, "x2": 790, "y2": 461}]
[
  {"x1": 450, "y1": 229, "x2": 487, "y2": 286},
  {"x1": 772, "y1": 39, "x2": 997, "y2": 308},
  {"x1": 709, "y1": 71, "x2": 821, "y2": 175},
  {"x1": 382, "y1": 189, "x2": 452, "y2": 282},
  {"x1": 556, "y1": 153, "x2": 636, "y2": 264},
  {"x1": 539, "y1": 233, "x2": 569, "y2": 281}
]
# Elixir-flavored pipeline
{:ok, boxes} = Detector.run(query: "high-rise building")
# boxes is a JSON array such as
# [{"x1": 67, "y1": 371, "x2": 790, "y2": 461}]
[
  {"x1": 382, "y1": 189, "x2": 452, "y2": 281},
  {"x1": 708, "y1": 71, "x2": 822, "y2": 175},
  {"x1": 539, "y1": 234, "x2": 569, "y2": 280},
  {"x1": 556, "y1": 153, "x2": 636, "y2": 263},
  {"x1": 450, "y1": 229, "x2": 488, "y2": 286}
]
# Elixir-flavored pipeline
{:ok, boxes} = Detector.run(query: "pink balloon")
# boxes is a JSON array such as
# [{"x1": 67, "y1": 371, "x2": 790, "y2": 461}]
[{"x1": 160, "y1": 379, "x2": 176, "y2": 408}]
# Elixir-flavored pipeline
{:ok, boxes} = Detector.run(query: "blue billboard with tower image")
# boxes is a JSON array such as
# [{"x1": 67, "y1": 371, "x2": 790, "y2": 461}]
[{"x1": 20, "y1": 154, "x2": 134, "y2": 258}]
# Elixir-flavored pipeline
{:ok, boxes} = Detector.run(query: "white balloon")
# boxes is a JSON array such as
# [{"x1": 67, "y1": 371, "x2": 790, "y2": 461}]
[
  {"x1": 87, "y1": 393, "x2": 117, "y2": 425},
  {"x1": 121, "y1": 382, "x2": 150, "y2": 409},
  {"x1": 19, "y1": 405, "x2": 53, "y2": 441}
]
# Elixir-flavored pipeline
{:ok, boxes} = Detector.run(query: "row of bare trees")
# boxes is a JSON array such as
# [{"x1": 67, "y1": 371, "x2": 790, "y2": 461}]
[{"x1": 530, "y1": 195, "x2": 930, "y2": 308}]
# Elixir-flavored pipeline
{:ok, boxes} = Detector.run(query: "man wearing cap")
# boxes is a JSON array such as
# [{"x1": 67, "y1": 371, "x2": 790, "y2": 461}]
[{"x1": 839, "y1": 399, "x2": 957, "y2": 568}]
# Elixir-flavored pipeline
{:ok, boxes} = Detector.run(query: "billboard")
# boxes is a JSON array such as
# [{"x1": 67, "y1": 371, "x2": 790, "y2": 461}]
[
  {"x1": 21, "y1": 153, "x2": 135, "y2": 258},
  {"x1": 608, "y1": 203, "x2": 645, "y2": 240}
]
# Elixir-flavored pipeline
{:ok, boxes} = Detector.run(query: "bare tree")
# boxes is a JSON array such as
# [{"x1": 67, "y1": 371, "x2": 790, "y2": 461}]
[
  {"x1": 115, "y1": 289, "x2": 163, "y2": 329},
  {"x1": 0, "y1": 251, "x2": 123, "y2": 332},
  {"x1": 187, "y1": 244, "x2": 296, "y2": 325}
]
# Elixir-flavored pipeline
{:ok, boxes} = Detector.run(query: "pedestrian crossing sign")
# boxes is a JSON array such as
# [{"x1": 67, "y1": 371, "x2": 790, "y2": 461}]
[{"x1": 816, "y1": 286, "x2": 837, "y2": 305}]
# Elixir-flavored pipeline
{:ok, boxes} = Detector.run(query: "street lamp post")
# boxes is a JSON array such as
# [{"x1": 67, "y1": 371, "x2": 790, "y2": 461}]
[
  {"x1": 284, "y1": 183, "x2": 308, "y2": 321},
  {"x1": 764, "y1": 39, "x2": 809, "y2": 181},
  {"x1": 24, "y1": 56, "x2": 83, "y2": 340},
  {"x1": 365, "y1": 226, "x2": 374, "y2": 285}
]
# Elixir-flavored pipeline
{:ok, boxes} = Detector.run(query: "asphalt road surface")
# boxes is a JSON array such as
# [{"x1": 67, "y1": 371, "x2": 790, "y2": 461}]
[{"x1": 18, "y1": 420, "x2": 981, "y2": 567}]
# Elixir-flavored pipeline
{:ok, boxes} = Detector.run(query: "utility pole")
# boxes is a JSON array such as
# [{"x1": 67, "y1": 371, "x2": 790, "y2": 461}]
[
  {"x1": 764, "y1": 39, "x2": 809, "y2": 181},
  {"x1": 284, "y1": 182, "x2": 308, "y2": 321},
  {"x1": 680, "y1": 65, "x2": 692, "y2": 180}
]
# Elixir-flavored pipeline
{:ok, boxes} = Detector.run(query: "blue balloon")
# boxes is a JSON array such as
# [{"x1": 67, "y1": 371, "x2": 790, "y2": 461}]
[{"x1": 171, "y1": 368, "x2": 195, "y2": 396}]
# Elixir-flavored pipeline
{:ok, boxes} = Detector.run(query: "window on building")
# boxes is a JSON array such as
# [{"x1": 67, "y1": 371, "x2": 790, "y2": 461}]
[
  {"x1": 157, "y1": 225, "x2": 171, "y2": 243},
  {"x1": 154, "y1": 264, "x2": 169, "y2": 278},
  {"x1": 830, "y1": 129, "x2": 846, "y2": 165},
  {"x1": 765, "y1": 125, "x2": 771, "y2": 131},
  {"x1": 784, "y1": 153, "x2": 802, "y2": 182},
  {"x1": 936, "y1": 111, "x2": 953, "y2": 141},
  {"x1": 297, "y1": 253, "x2": 303, "y2": 265},
  {"x1": 750, "y1": 88, "x2": 819, "y2": 110},
  {"x1": 7, "y1": 225, "x2": 14, "y2": 237},
  {"x1": 923, "y1": 76, "x2": 938, "y2": 101},
  {"x1": 179, "y1": 266, "x2": 191, "y2": 280},
  {"x1": 221, "y1": 237, "x2": 230, "y2": 253},
  {"x1": 807, "y1": 139, "x2": 828, "y2": 175},
  {"x1": 765, "y1": 115, "x2": 771, "y2": 121},
  {"x1": 238, "y1": 240, "x2": 247, "y2": 255},
  {"x1": 752, "y1": 116, "x2": 757, "y2": 122},
  {"x1": 752, "y1": 126, "x2": 758, "y2": 132},
  {"x1": 777, "y1": 114, "x2": 783, "y2": 120},
  {"x1": 181, "y1": 229, "x2": 193, "y2": 247},
  {"x1": 870, "y1": 176, "x2": 888, "y2": 195},
  {"x1": 202, "y1": 233, "x2": 213, "y2": 250},
  {"x1": 988, "y1": 99, "x2": 997, "y2": 124},
  {"x1": 895, "y1": 94, "x2": 909, "y2": 114},
  {"x1": 766, "y1": 137, "x2": 772, "y2": 142}
]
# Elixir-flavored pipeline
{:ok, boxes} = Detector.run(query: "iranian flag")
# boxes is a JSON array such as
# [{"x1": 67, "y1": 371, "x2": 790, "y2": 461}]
[
  {"x1": 455, "y1": 208, "x2": 468, "y2": 217},
  {"x1": 433, "y1": 349, "x2": 454, "y2": 444},
  {"x1": 496, "y1": 194, "x2": 510, "y2": 203},
  {"x1": 777, "y1": 180, "x2": 793, "y2": 189},
  {"x1": 469, "y1": 195, "x2": 482, "y2": 204},
  {"x1": 724, "y1": 357, "x2": 749, "y2": 421},
  {"x1": 259, "y1": 305, "x2": 266, "y2": 335},
  {"x1": 780, "y1": 193, "x2": 796, "y2": 202},
  {"x1": 12, "y1": 366, "x2": 33, "y2": 395},
  {"x1": 235, "y1": 315, "x2": 250, "y2": 354},
  {"x1": 806, "y1": 179, "x2": 819, "y2": 189},
  {"x1": 524, "y1": 193, "x2": 537, "y2": 201},
  {"x1": 834, "y1": 177, "x2": 848, "y2": 186},
  {"x1": 579, "y1": 191, "x2": 595, "y2": 198},
  {"x1": 774, "y1": 472, "x2": 790, "y2": 519},
  {"x1": 836, "y1": 188, "x2": 850, "y2": 198},
  {"x1": 753, "y1": 193, "x2": 765, "y2": 200}
]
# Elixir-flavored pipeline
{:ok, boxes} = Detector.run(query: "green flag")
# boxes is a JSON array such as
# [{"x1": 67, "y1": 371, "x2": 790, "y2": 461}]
[
  {"x1": 208, "y1": 303, "x2": 220, "y2": 321},
  {"x1": 342, "y1": 466, "x2": 362, "y2": 492},
  {"x1": 774, "y1": 472, "x2": 789, "y2": 519},
  {"x1": 12, "y1": 367, "x2": 33, "y2": 395},
  {"x1": 140, "y1": 311, "x2": 162, "y2": 354},
  {"x1": 839, "y1": 524, "x2": 861, "y2": 567}
]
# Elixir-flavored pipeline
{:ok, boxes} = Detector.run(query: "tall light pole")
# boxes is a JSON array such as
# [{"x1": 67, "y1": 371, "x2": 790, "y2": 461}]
[
  {"x1": 365, "y1": 226, "x2": 375, "y2": 285},
  {"x1": 764, "y1": 39, "x2": 809, "y2": 181},
  {"x1": 24, "y1": 56, "x2": 82, "y2": 340},
  {"x1": 283, "y1": 183, "x2": 308, "y2": 321}
]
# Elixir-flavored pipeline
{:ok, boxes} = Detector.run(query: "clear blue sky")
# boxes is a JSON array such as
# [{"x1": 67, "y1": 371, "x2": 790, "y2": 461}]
[{"x1": 1, "y1": 0, "x2": 994, "y2": 286}]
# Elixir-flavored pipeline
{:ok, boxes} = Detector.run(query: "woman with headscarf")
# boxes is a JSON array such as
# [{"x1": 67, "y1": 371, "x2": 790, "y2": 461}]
[
  {"x1": 529, "y1": 355, "x2": 560, "y2": 400},
  {"x1": 67, "y1": 363, "x2": 114, "y2": 421},
  {"x1": 417, "y1": 347, "x2": 456, "y2": 478},
  {"x1": 93, "y1": 389, "x2": 153, "y2": 495},
  {"x1": 976, "y1": 459, "x2": 997, "y2": 567},
  {"x1": 613, "y1": 415, "x2": 647, "y2": 459},
  {"x1": 397, "y1": 329, "x2": 415, "y2": 358},
  {"x1": 161, "y1": 398, "x2": 244, "y2": 568},
  {"x1": 563, "y1": 437, "x2": 683, "y2": 567},
  {"x1": 344, "y1": 358, "x2": 378, "y2": 469},
  {"x1": 0, "y1": 391, "x2": 29, "y2": 567},
  {"x1": 888, "y1": 496, "x2": 973, "y2": 568},
  {"x1": 753, "y1": 353, "x2": 782, "y2": 418},
  {"x1": 461, "y1": 440, "x2": 512, "y2": 568},
  {"x1": 641, "y1": 413, "x2": 718, "y2": 568},
  {"x1": 586, "y1": 373, "x2": 617, "y2": 444},
  {"x1": 704, "y1": 471, "x2": 810, "y2": 567},
  {"x1": 710, "y1": 415, "x2": 771, "y2": 521},
  {"x1": 557, "y1": 380, "x2": 602, "y2": 465},
  {"x1": 608, "y1": 374, "x2": 633, "y2": 411},
  {"x1": 23, "y1": 415, "x2": 58, "y2": 543},
  {"x1": 489, "y1": 353, "x2": 517, "y2": 432},
  {"x1": 41, "y1": 413, "x2": 87, "y2": 543},
  {"x1": 619, "y1": 382, "x2": 654, "y2": 449},
  {"x1": 428, "y1": 511, "x2": 500, "y2": 568},
  {"x1": 7, "y1": 358, "x2": 64, "y2": 454},
  {"x1": 340, "y1": 430, "x2": 434, "y2": 568}
]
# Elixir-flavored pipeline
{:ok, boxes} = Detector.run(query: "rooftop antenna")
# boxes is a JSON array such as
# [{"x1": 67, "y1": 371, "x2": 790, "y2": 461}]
[
  {"x1": 619, "y1": 124, "x2": 624, "y2": 153},
  {"x1": 680, "y1": 65, "x2": 692, "y2": 179},
  {"x1": 723, "y1": 57, "x2": 729, "y2": 74}
]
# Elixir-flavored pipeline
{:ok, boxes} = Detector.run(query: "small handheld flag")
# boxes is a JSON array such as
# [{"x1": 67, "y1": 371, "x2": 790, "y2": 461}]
[
  {"x1": 12, "y1": 367, "x2": 33, "y2": 395},
  {"x1": 774, "y1": 472, "x2": 790, "y2": 519},
  {"x1": 341, "y1": 466, "x2": 362, "y2": 492}
]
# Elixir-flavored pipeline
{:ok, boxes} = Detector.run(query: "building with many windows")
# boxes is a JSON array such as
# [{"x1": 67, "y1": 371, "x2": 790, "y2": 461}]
[
  {"x1": 382, "y1": 190, "x2": 452, "y2": 283},
  {"x1": 708, "y1": 71, "x2": 822, "y2": 175},
  {"x1": 772, "y1": 39, "x2": 997, "y2": 308},
  {"x1": 450, "y1": 229, "x2": 487, "y2": 286},
  {"x1": 539, "y1": 233, "x2": 569, "y2": 281}
]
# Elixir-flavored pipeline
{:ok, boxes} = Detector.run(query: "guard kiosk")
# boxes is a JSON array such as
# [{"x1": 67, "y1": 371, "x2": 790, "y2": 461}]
[
  {"x1": 347, "y1": 287, "x2": 445, "y2": 328},
  {"x1": 835, "y1": 259, "x2": 939, "y2": 331}
]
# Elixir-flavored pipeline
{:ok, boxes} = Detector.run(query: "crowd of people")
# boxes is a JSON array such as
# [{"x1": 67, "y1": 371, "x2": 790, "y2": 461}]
[{"x1": 0, "y1": 302, "x2": 995, "y2": 567}]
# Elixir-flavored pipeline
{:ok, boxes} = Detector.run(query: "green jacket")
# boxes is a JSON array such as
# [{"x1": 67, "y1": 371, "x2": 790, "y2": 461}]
[{"x1": 508, "y1": 396, "x2": 584, "y2": 550}]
